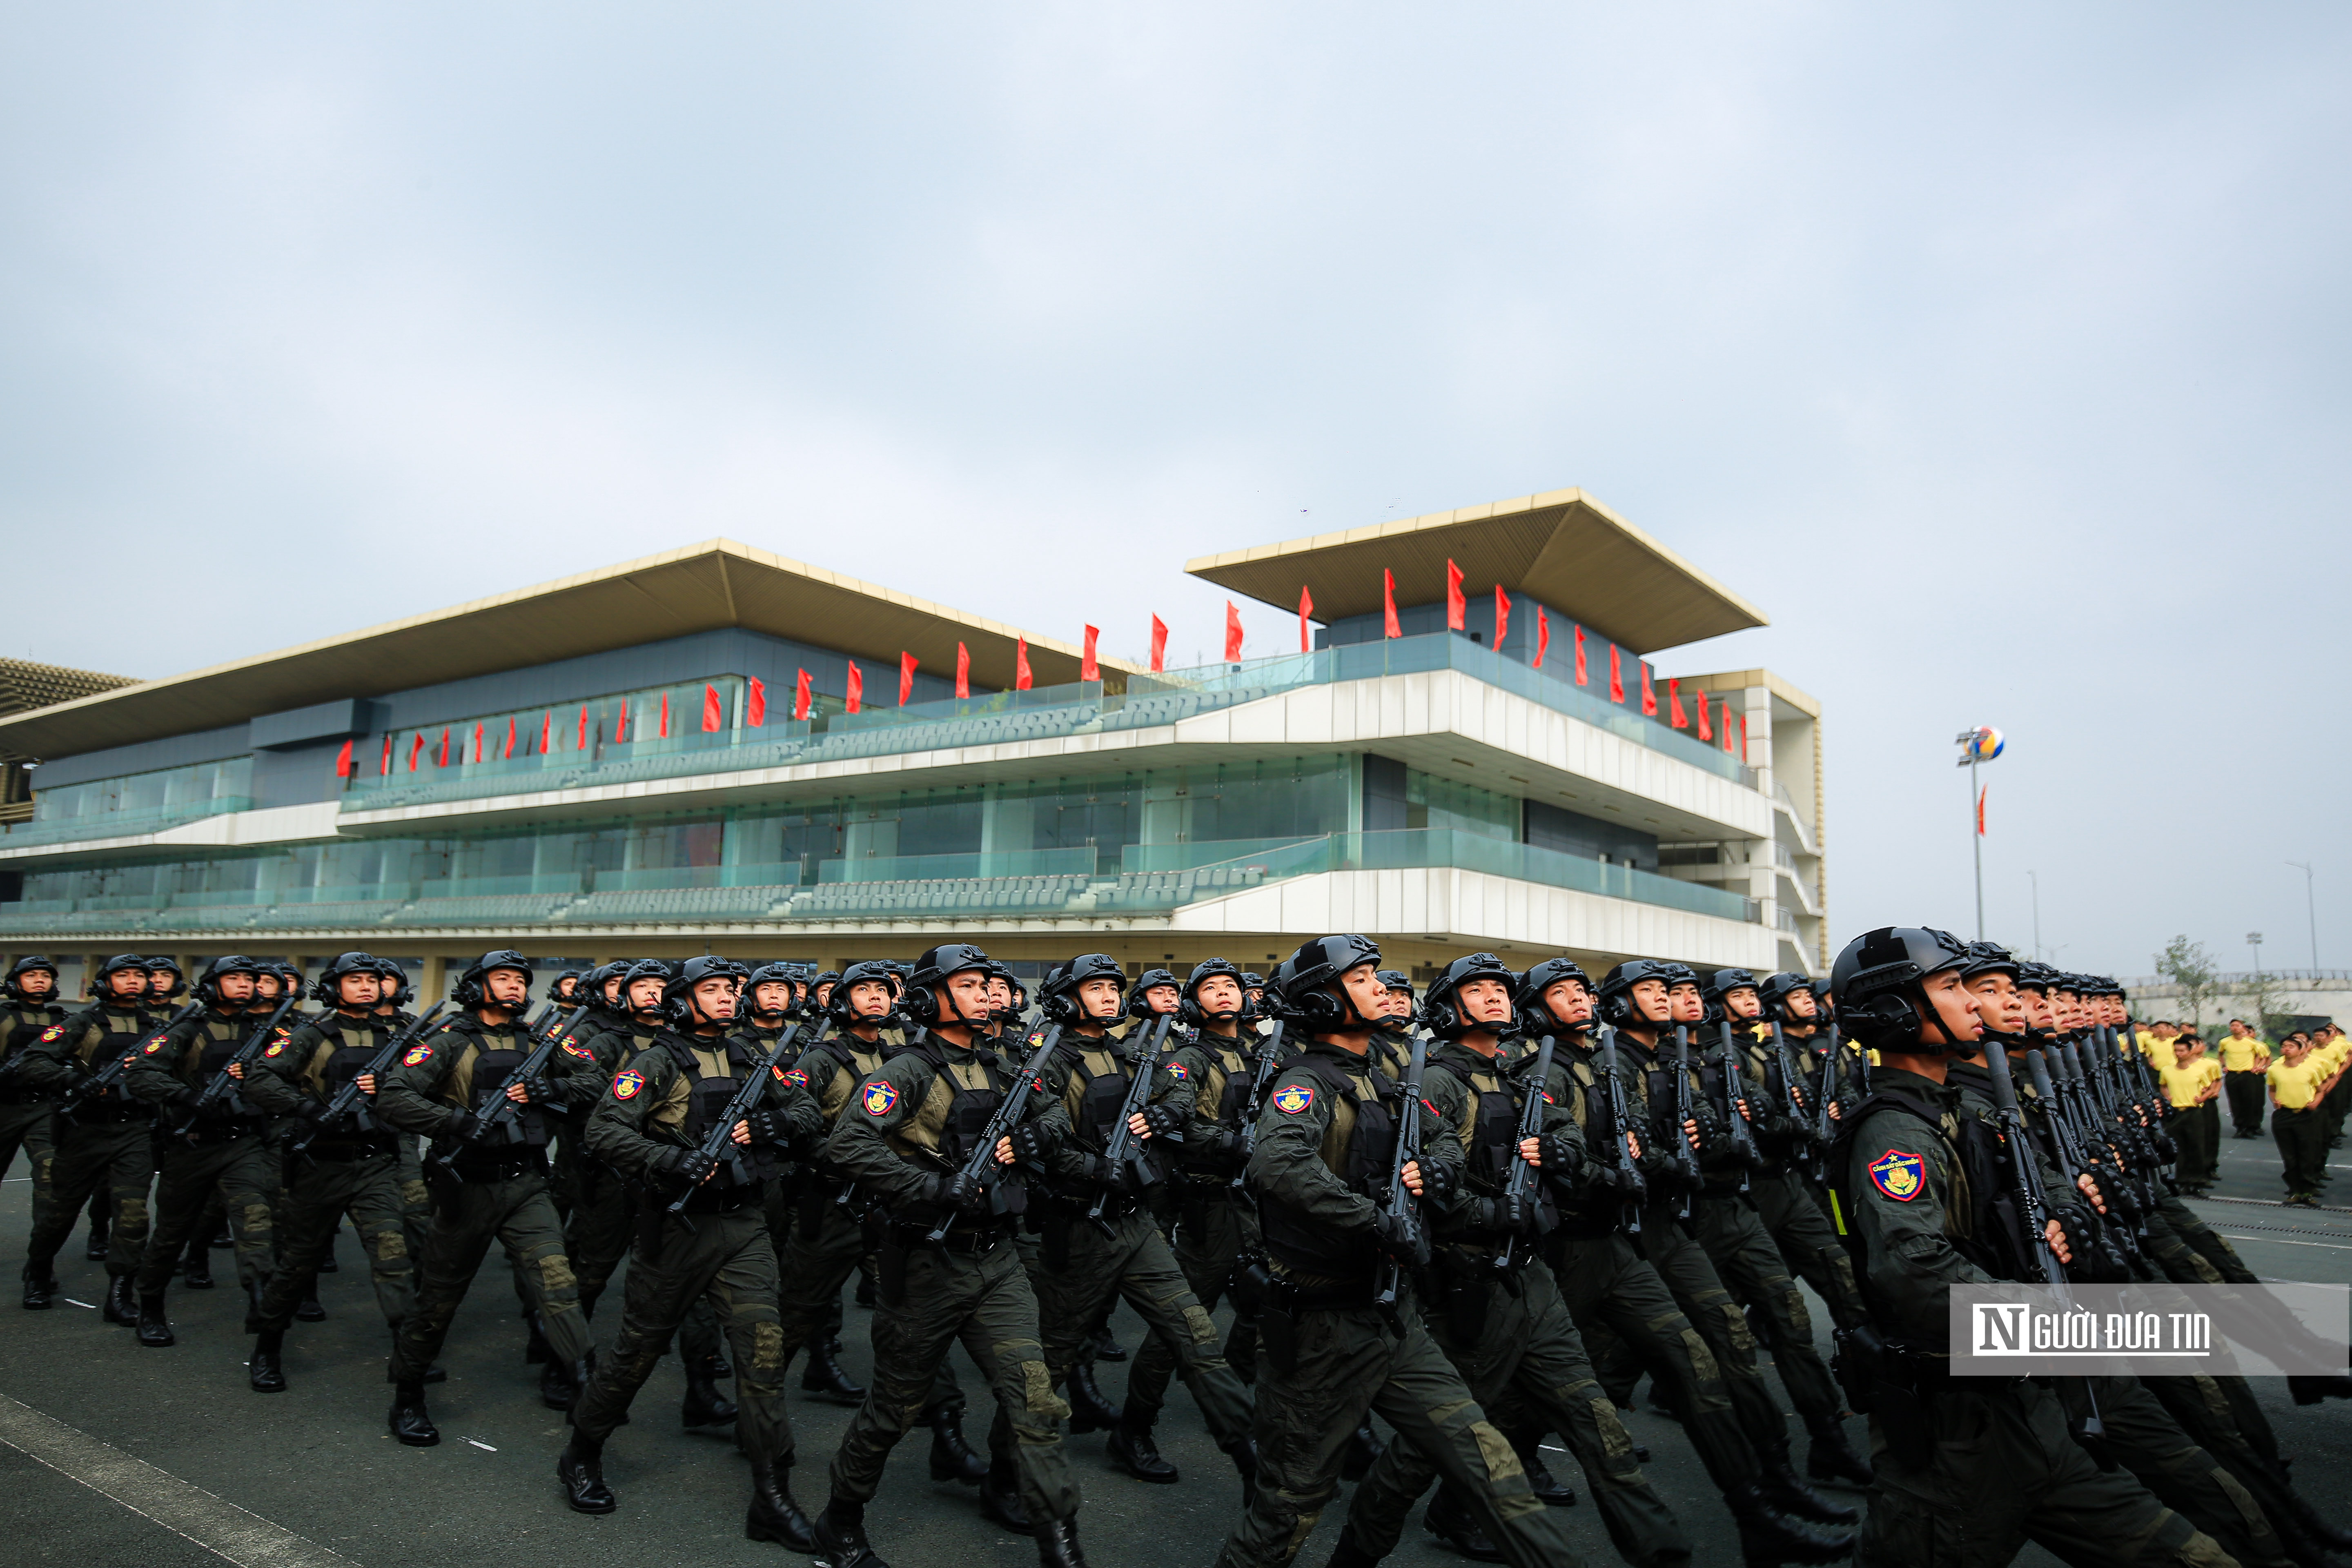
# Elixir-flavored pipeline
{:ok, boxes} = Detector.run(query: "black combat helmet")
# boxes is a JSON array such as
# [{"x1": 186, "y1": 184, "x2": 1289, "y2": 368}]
[
  {"x1": 664, "y1": 955, "x2": 748, "y2": 1026},
  {"x1": 1418, "y1": 951, "x2": 1516, "y2": 1040},
  {"x1": 4, "y1": 955, "x2": 59, "y2": 1002},
  {"x1": 1124, "y1": 967, "x2": 1182, "y2": 1021},
  {"x1": 1038, "y1": 953, "x2": 1127, "y2": 1026},
  {"x1": 194, "y1": 954, "x2": 261, "y2": 1005},
  {"x1": 904, "y1": 944, "x2": 992, "y2": 1027},
  {"x1": 1595, "y1": 958, "x2": 1681, "y2": 1030},
  {"x1": 312, "y1": 951, "x2": 382, "y2": 1005},
  {"x1": 1828, "y1": 927, "x2": 1973, "y2": 1054},
  {"x1": 1178, "y1": 958, "x2": 1250, "y2": 1025},
  {"x1": 1276, "y1": 935, "x2": 1383, "y2": 1031},
  {"x1": 1517, "y1": 956, "x2": 1595, "y2": 1033},
  {"x1": 454, "y1": 949, "x2": 535, "y2": 1010}
]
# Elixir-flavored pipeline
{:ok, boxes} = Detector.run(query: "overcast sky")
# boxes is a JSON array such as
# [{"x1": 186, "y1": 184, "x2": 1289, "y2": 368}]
[{"x1": 4, "y1": 4, "x2": 2347, "y2": 980}]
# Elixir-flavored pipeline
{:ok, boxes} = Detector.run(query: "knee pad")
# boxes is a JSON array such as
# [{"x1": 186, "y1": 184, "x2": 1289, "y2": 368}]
[{"x1": 535, "y1": 1253, "x2": 578, "y2": 1294}]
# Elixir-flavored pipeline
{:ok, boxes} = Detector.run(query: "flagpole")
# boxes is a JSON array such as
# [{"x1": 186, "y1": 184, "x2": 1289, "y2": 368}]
[{"x1": 1971, "y1": 753, "x2": 1983, "y2": 940}]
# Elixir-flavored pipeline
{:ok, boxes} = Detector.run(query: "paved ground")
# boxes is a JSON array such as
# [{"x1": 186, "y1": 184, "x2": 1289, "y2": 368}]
[{"x1": 0, "y1": 1119, "x2": 2346, "y2": 1568}]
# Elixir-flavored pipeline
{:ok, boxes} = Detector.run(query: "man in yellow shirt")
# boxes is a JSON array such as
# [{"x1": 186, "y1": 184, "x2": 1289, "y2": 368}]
[
  {"x1": 2219, "y1": 1020, "x2": 2272, "y2": 1138},
  {"x1": 2268, "y1": 1034, "x2": 2333, "y2": 1205},
  {"x1": 2159, "y1": 1034, "x2": 2225, "y2": 1192},
  {"x1": 2318, "y1": 1024, "x2": 2352, "y2": 1151}
]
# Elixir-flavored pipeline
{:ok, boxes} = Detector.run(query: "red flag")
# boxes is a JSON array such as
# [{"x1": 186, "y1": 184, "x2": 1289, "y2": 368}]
[
  {"x1": 436, "y1": 729, "x2": 450, "y2": 767},
  {"x1": 1695, "y1": 690, "x2": 1711, "y2": 741},
  {"x1": 1446, "y1": 559, "x2": 1465, "y2": 630},
  {"x1": 793, "y1": 669, "x2": 811, "y2": 721},
  {"x1": 1737, "y1": 710, "x2": 1748, "y2": 761},
  {"x1": 471, "y1": 723, "x2": 483, "y2": 763},
  {"x1": 1082, "y1": 626, "x2": 1100, "y2": 683},
  {"x1": 1639, "y1": 662, "x2": 1657, "y2": 717},
  {"x1": 1298, "y1": 585, "x2": 1313, "y2": 653},
  {"x1": 1015, "y1": 638, "x2": 1032, "y2": 690},
  {"x1": 899, "y1": 652, "x2": 917, "y2": 706},
  {"x1": 703, "y1": 684, "x2": 724, "y2": 732},
  {"x1": 955, "y1": 643, "x2": 969, "y2": 699},
  {"x1": 1668, "y1": 679, "x2": 1688, "y2": 729},
  {"x1": 1150, "y1": 616, "x2": 1167, "y2": 673},
  {"x1": 1573, "y1": 624, "x2": 1586, "y2": 685},
  {"x1": 1607, "y1": 643, "x2": 1624, "y2": 703},
  {"x1": 1383, "y1": 569, "x2": 1401, "y2": 639},
  {"x1": 658, "y1": 692, "x2": 670, "y2": 739},
  {"x1": 1224, "y1": 602, "x2": 1243, "y2": 662},
  {"x1": 618, "y1": 699, "x2": 629, "y2": 742},
  {"x1": 505, "y1": 716, "x2": 517, "y2": 758},
  {"x1": 410, "y1": 733, "x2": 425, "y2": 771},
  {"x1": 381, "y1": 734, "x2": 392, "y2": 775},
  {"x1": 746, "y1": 678, "x2": 766, "y2": 727},
  {"x1": 334, "y1": 739, "x2": 354, "y2": 778},
  {"x1": 1722, "y1": 701, "x2": 1735, "y2": 752},
  {"x1": 577, "y1": 705, "x2": 588, "y2": 750},
  {"x1": 1493, "y1": 586, "x2": 1509, "y2": 646},
  {"x1": 541, "y1": 711, "x2": 552, "y2": 753},
  {"x1": 1535, "y1": 606, "x2": 1550, "y2": 668},
  {"x1": 1976, "y1": 786, "x2": 1987, "y2": 836},
  {"x1": 846, "y1": 661, "x2": 863, "y2": 714}
]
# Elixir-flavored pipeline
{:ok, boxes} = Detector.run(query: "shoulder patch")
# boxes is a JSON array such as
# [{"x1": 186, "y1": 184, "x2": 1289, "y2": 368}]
[
  {"x1": 782, "y1": 1065, "x2": 809, "y2": 1088},
  {"x1": 1868, "y1": 1148, "x2": 1925, "y2": 1202},
  {"x1": 611, "y1": 1069, "x2": 645, "y2": 1100},
  {"x1": 143, "y1": 1036, "x2": 167, "y2": 1054},
  {"x1": 1164, "y1": 1060, "x2": 1189, "y2": 1080},
  {"x1": 401, "y1": 1043, "x2": 433, "y2": 1067},
  {"x1": 263, "y1": 1042, "x2": 287, "y2": 1058},
  {"x1": 1271, "y1": 1082, "x2": 1314, "y2": 1115},
  {"x1": 38, "y1": 1024, "x2": 64, "y2": 1043},
  {"x1": 862, "y1": 1080, "x2": 900, "y2": 1117},
  {"x1": 560, "y1": 1040, "x2": 595, "y2": 1061}
]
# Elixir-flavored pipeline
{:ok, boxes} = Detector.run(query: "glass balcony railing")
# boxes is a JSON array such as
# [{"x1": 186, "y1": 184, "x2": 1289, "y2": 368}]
[
  {"x1": 0, "y1": 795, "x2": 254, "y2": 847},
  {"x1": 335, "y1": 633, "x2": 1755, "y2": 815},
  {"x1": 0, "y1": 825, "x2": 1755, "y2": 933}
]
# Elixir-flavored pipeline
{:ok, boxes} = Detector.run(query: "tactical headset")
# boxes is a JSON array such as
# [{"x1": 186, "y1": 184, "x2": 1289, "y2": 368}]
[
  {"x1": 1828, "y1": 926, "x2": 1973, "y2": 1054},
  {"x1": 1418, "y1": 951, "x2": 1515, "y2": 1040},
  {"x1": 1595, "y1": 959, "x2": 1680, "y2": 1031},
  {"x1": 902, "y1": 944, "x2": 992, "y2": 1027},
  {"x1": 1274, "y1": 935, "x2": 1383, "y2": 1033},
  {"x1": 1178, "y1": 958, "x2": 1252, "y2": 1026},
  {"x1": 1038, "y1": 953, "x2": 1127, "y2": 1027}
]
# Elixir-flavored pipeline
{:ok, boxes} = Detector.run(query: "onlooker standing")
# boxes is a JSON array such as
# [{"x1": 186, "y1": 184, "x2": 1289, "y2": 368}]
[
  {"x1": 2158, "y1": 1034, "x2": 2223, "y2": 1193},
  {"x1": 2319, "y1": 1024, "x2": 2352, "y2": 1149},
  {"x1": 2218, "y1": 1020, "x2": 2270, "y2": 1138},
  {"x1": 2267, "y1": 1033, "x2": 2333, "y2": 1206}
]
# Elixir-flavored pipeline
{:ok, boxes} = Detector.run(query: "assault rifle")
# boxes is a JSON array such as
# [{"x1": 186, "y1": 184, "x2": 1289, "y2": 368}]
[
  {"x1": 1495, "y1": 1033, "x2": 1557, "y2": 1274},
  {"x1": 1230, "y1": 1018, "x2": 1290, "y2": 1198},
  {"x1": 2022, "y1": 1045, "x2": 2144, "y2": 1265},
  {"x1": 1670, "y1": 1025, "x2": 1703, "y2": 1219},
  {"x1": 432, "y1": 1003, "x2": 592, "y2": 1167},
  {"x1": 1809, "y1": 1024, "x2": 1840, "y2": 1158},
  {"x1": 1373, "y1": 1030, "x2": 1431, "y2": 1334},
  {"x1": 1711, "y1": 1020, "x2": 1758, "y2": 1191},
  {"x1": 1086, "y1": 1012, "x2": 1178, "y2": 1235},
  {"x1": 1596, "y1": 1024, "x2": 1645, "y2": 1236},
  {"x1": 666, "y1": 1019, "x2": 810, "y2": 1214},
  {"x1": 169, "y1": 995, "x2": 298, "y2": 1137},
  {"x1": 58, "y1": 1001, "x2": 205, "y2": 1115},
  {"x1": 285, "y1": 1002, "x2": 450, "y2": 1158},
  {"x1": 924, "y1": 1024, "x2": 1062, "y2": 1242},
  {"x1": 1768, "y1": 1020, "x2": 1824, "y2": 1183}
]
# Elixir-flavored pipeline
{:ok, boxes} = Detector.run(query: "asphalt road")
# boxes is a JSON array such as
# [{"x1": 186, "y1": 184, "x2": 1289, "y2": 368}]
[{"x1": 0, "y1": 1120, "x2": 2346, "y2": 1568}]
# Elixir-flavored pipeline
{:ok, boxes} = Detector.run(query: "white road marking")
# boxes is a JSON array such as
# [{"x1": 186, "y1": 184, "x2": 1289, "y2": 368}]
[
  {"x1": 2218, "y1": 1234, "x2": 2352, "y2": 1251},
  {"x1": 61, "y1": 1298, "x2": 96, "y2": 1309},
  {"x1": 0, "y1": 1393, "x2": 360, "y2": 1567},
  {"x1": 466, "y1": 1440, "x2": 497, "y2": 1452}
]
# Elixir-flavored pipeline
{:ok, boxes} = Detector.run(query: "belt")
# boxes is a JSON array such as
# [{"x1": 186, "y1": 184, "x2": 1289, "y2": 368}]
[
  {"x1": 302, "y1": 1140, "x2": 399, "y2": 1163},
  {"x1": 895, "y1": 1222, "x2": 1007, "y2": 1256}
]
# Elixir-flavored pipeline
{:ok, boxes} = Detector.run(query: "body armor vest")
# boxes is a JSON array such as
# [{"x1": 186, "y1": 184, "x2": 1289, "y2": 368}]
[
  {"x1": 660, "y1": 1035, "x2": 776, "y2": 1193},
  {"x1": 71, "y1": 1005, "x2": 155, "y2": 1123},
  {"x1": 452, "y1": 1020, "x2": 548, "y2": 1149},
  {"x1": 1430, "y1": 1055, "x2": 1521, "y2": 1188},
  {"x1": 1258, "y1": 1052, "x2": 1397, "y2": 1280},
  {"x1": 0, "y1": 1001, "x2": 64, "y2": 1102}
]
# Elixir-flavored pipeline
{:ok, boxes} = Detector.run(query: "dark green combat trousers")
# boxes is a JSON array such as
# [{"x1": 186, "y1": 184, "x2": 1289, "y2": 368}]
[
  {"x1": 1752, "y1": 1168, "x2": 1868, "y2": 1330},
  {"x1": 27, "y1": 1118, "x2": 151, "y2": 1278},
  {"x1": 828, "y1": 1237, "x2": 1079, "y2": 1525},
  {"x1": 1692, "y1": 1189, "x2": 1843, "y2": 1436},
  {"x1": 1346, "y1": 1260, "x2": 1688, "y2": 1567},
  {"x1": 1032, "y1": 1207, "x2": 1254, "y2": 1449},
  {"x1": 771, "y1": 1187, "x2": 864, "y2": 1350},
  {"x1": 252, "y1": 1148, "x2": 414, "y2": 1332},
  {"x1": 1858, "y1": 1379, "x2": 2229, "y2": 1566},
  {"x1": 2272, "y1": 1107, "x2": 2326, "y2": 1198},
  {"x1": 135, "y1": 1132, "x2": 278, "y2": 1296},
  {"x1": 1552, "y1": 1231, "x2": 1760, "y2": 1497},
  {"x1": 1212, "y1": 1292, "x2": 1586, "y2": 1568},
  {"x1": 1601, "y1": 1201, "x2": 1792, "y2": 1467},
  {"x1": 557, "y1": 1135, "x2": 634, "y2": 1314},
  {"x1": 1125, "y1": 1179, "x2": 1258, "y2": 1420},
  {"x1": 0, "y1": 1099, "x2": 56, "y2": 1243},
  {"x1": 572, "y1": 1202, "x2": 791, "y2": 1461},
  {"x1": 2053, "y1": 1374, "x2": 2285, "y2": 1567},
  {"x1": 391, "y1": 1170, "x2": 588, "y2": 1382}
]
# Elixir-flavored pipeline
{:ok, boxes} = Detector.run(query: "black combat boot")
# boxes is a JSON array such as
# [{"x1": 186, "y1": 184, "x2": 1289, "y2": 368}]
[
  {"x1": 1107, "y1": 1413, "x2": 1178, "y2": 1483},
  {"x1": 1089, "y1": 1323, "x2": 1126, "y2": 1362},
  {"x1": 926, "y1": 1402, "x2": 987, "y2": 1484},
  {"x1": 746, "y1": 1458, "x2": 815, "y2": 1549},
  {"x1": 1063, "y1": 1361, "x2": 1123, "y2": 1434},
  {"x1": 524, "y1": 1310, "x2": 551, "y2": 1364},
  {"x1": 683, "y1": 1353, "x2": 738, "y2": 1428},
  {"x1": 1803, "y1": 1421, "x2": 1873, "y2": 1486},
  {"x1": 84, "y1": 1214, "x2": 107, "y2": 1263},
  {"x1": 294, "y1": 1279, "x2": 326, "y2": 1323},
  {"x1": 209, "y1": 1216, "x2": 233, "y2": 1250},
  {"x1": 542, "y1": 1355, "x2": 588, "y2": 1412},
  {"x1": 135, "y1": 1292, "x2": 175, "y2": 1347},
  {"x1": 813, "y1": 1497, "x2": 889, "y2": 1568},
  {"x1": 317, "y1": 1229, "x2": 339, "y2": 1273},
  {"x1": 1422, "y1": 1484, "x2": 1503, "y2": 1562},
  {"x1": 2289, "y1": 1374, "x2": 2352, "y2": 1405},
  {"x1": 557, "y1": 1433, "x2": 616, "y2": 1514},
  {"x1": 1507, "y1": 1427, "x2": 1575, "y2": 1506},
  {"x1": 1324, "y1": 1527, "x2": 1381, "y2": 1568},
  {"x1": 1762, "y1": 1457, "x2": 1858, "y2": 1525},
  {"x1": 853, "y1": 1271, "x2": 878, "y2": 1309},
  {"x1": 800, "y1": 1334, "x2": 865, "y2": 1404},
  {"x1": 182, "y1": 1245, "x2": 214, "y2": 1290},
  {"x1": 980, "y1": 1454, "x2": 1033, "y2": 1535},
  {"x1": 708, "y1": 1339, "x2": 732, "y2": 1378},
  {"x1": 1224, "y1": 1436, "x2": 1260, "y2": 1508},
  {"x1": 388, "y1": 1380, "x2": 440, "y2": 1446},
  {"x1": 1033, "y1": 1515, "x2": 1089, "y2": 1568},
  {"x1": 102, "y1": 1275, "x2": 137, "y2": 1325},
  {"x1": 249, "y1": 1329, "x2": 287, "y2": 1392},
  {"x1": 20, "y1": 1260, "x2": 57, "y2": 1311},
  {"x1": 1341, "y1": 1419, "x2": 1385, "y2": 1482},
  {"x1": 1727, "y1": 1483, "x2": 1854, "y2": 1566}
]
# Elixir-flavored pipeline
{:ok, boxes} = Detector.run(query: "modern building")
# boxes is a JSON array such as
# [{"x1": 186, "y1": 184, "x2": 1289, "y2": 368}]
[{"x1": 0, "y1": 489, "x2": 1828, "y2": 1000}]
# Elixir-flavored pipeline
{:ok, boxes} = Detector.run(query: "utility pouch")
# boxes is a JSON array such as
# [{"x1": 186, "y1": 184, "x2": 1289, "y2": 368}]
[
  {"x1": 1830, "y1": 1323, "x2": 1880, "y2": 1415},
  {"x1": 1227, "y1": 1250, "x2": 1272, "y2": 1319},
  {"x1": 1258, "y1": 1278, "x2": 1298, "y2": 1379}
]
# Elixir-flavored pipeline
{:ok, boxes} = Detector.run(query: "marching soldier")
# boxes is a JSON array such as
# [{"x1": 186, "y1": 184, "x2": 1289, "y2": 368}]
[
  {"x1": 17, "y1": 953, "x2": 160, "y2": 1321},
  {"x1": 236, "y1": 951, "x2": 422, "y2": 1393},
  {"x1": 376, "y1": 949, "x2": 592, "y2": 1443},
  {"x1": 559, "y1": 955, "x2": 822, "y2": 1542},
  {"x1": 812, "y1": 943, "x2": 1088, "y2": 1568},
  {"x1": 122, "y1": 955, "x2": 281, "y2": 1347},
  {"x1": 2, "y1": 956, "x2": 67, "y2": 1281}
]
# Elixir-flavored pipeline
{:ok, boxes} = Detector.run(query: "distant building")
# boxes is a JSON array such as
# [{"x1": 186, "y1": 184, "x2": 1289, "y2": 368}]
[
  {"x1": 0, "y1": 490, "x2": 1826, "y2": 1000},
  {"x1": 0, "y1": 657, "x2": 138, "y2": 823}
]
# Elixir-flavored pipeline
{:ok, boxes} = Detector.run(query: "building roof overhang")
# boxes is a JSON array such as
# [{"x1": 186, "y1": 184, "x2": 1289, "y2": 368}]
[
  {"x1": 0, "y1": 540, "x2": 1132, "y2": 762},
  {"x1": 1184, "y1": 488, "x2": 1766, "y2": 656}
]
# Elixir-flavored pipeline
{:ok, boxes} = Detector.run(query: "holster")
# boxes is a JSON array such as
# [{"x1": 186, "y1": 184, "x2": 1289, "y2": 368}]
[
  {"x1": 1833, "y1": 1322, "x2": 1941, "y2": 1470},
  {"x1": 1227, "y1": 1250, "x2": 1272, "y2": 1320}
]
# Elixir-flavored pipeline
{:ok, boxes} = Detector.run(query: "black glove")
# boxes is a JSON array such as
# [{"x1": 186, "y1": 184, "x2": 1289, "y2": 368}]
[
  {"x1": 658, "y1": 1146, "x2": 719, "y2": 1186},
  {"x1": 744, "y1": 1108, "x2": 791, "y2": 1147},
  {"x1": 1536, "y1": 1133, "x2": 1579, "y2": 1172},
  {"x1": 1479, "y1": 1192, "x2": 1532, "y2": 1234},
  {"x1": 172, "y1": 1087, "x2": 206, "y2": 1116},
  {"x1": 1416, "y1": 1157, "x2": 1458, "y2": 1205},
  {"x1": 439, "y1": 1108, "x2": 479, "y2": 1143},
  {"x1": 1139, "y1": 1102, "x2": 1186, "y2": 1137},
  {"x1": 1374, "y1": 1207, "x2": 1429, "y2": 1269},
  {"x1": 1009, "y1": 1122, "x2": 1055, "y2": 1166},
  {"x1": 931, "y1": 1170, "x2": 986, "y2": 1212}
]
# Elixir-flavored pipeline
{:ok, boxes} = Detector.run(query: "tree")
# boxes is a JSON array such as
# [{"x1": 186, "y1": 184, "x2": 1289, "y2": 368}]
[
  {"x1": 2232, "y1": 968, "x2": 2297, "y2": 1042},
  {"x1": 2157, "y1": 935, "x2": 2220, "y2": 1033}
]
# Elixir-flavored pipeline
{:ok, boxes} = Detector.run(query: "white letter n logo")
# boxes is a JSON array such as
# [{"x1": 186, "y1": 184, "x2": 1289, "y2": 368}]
[{"x1": 1975, "y1": 1302, "x2": 2029, "y2": 1355}]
